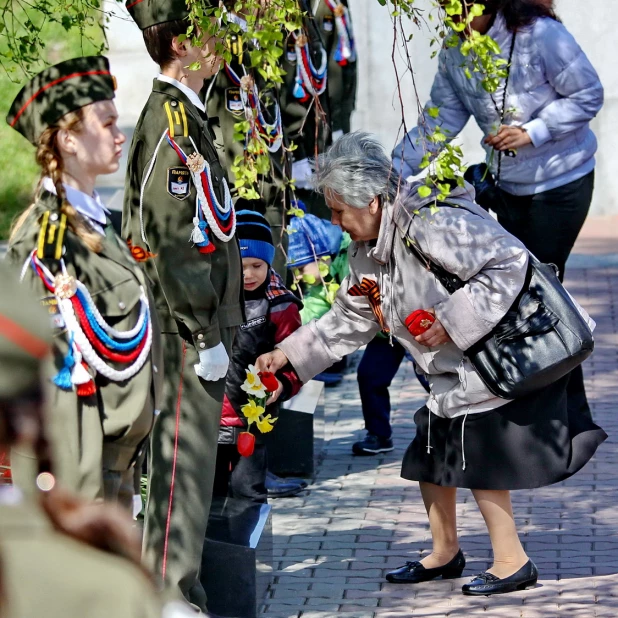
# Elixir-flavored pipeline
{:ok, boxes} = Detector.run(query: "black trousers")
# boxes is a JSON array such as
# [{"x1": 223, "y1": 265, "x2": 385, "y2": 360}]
[
  {"x1": 213, "y1": 443, "x2": 268, "y2": 504},
  {"x1": 494, "y1": 170, "x2": 595, "y2": 426},
  {"x1": 494, "y1": 171, "x2": 594, "y2": 281},
  {"x1": 357, "y1": 337, "x2": 406, "y2": 439}
]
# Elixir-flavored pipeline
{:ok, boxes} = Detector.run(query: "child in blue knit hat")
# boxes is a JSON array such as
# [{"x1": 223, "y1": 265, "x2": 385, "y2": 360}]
[
  {"x1": 287, "y1": 204, "x2": 351, "y2": 384},
  {"x1": 215, "y1": 210, "x2": 304, "y2": 502}
]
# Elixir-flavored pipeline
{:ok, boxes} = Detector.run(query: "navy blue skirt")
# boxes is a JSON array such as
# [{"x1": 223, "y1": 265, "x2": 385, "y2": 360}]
[{"x1": 401, "y1": 372, "x2": 607, "y2": 490}]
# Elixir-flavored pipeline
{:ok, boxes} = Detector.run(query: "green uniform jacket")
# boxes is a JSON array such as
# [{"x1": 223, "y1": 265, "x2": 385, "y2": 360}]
[
  {"x1": 315, "y1": 0, "x2": 358, "y2": 134},
  {"x1": 122, "y1": 79, "x2": 244, "y2": 349},
  {"x1": 204, "y1": 48, "x2": 292, "y2": 210},
  {"x1": 280, "y1": 0, "x2": 332, "y2": 162},
  {"x1": 7, "y1": 192, "x2": 162, "y2": 500},
  {"x1": 204, "y1": 48, "x2": 292, "y2": 275},
  {"x1": 0, "y1": 498, "x2": 162, "y2": 618}
]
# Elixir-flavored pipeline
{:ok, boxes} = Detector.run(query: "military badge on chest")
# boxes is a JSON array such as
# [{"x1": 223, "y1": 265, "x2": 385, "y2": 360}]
[
  {"x1": 225, "y1": 87, "x2": 244, "y2": 116},
  {"x1": 167, "y1": 166, "x2": 191, "y2": 200}
]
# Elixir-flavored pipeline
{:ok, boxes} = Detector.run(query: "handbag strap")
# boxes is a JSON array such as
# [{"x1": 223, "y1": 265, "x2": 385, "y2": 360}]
[
  {"x1": 491, "y1": 31, "x2": 517, "y2": 184},
  {"x1": 405, "y1": 231, "x2": 465, "y2": 296}
]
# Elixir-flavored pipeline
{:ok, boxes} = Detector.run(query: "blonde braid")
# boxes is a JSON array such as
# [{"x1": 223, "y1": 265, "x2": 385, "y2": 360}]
[{"x1": 10, "y1": 108, "x2": 103, "y2": 253}]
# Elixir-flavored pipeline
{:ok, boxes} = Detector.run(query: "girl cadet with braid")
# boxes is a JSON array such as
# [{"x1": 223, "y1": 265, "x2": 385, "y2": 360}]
[{"x1": 6, "y1": 56, "x2": 162, "y2": 512}]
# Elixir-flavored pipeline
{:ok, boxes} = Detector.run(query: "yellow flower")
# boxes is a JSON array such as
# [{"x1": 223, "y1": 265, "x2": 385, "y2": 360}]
[
  {"x1": 240, "y1": 364, "x2": 267, "y2": 399},
  {"x1": 240, "y1": 400, "x2": 264, "y2": 426},
  {"x1": 256, "y1": 413, "x2": 277, "y2": 434}
]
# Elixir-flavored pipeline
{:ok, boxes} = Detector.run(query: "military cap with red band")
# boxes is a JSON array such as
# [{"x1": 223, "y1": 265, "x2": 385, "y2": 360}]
[
  {"x1": 6, "y1": 55, "x2": 116, "y2": 146},
  {"x1": 126, "y1": 0, "x2": 191, "y2": 29},
  {"x1": 0, "y1": 262, "x2": 51, "y2": 401}
]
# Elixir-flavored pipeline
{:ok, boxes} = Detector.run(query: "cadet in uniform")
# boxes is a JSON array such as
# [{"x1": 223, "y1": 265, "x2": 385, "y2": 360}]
[
  {"x1": 315, "y1": 0, "x2": 357, "y2": 138},
  {"x1": 280, "y1": 0, "x2": 332, "y2": 219},
  {"x1": 203, "y1": 6, "x2": 292, "y2": 277},
  {"x1": 122, "y1": 1, "x2": 243, "y2": 611},
  {"x1": 6, "y1": 57, "x2": 162, "y2": 511}
]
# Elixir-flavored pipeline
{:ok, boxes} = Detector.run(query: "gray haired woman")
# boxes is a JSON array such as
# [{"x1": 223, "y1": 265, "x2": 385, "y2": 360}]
[{"x1": 257, "y1": 132, "x2": 605, "y2": 596}]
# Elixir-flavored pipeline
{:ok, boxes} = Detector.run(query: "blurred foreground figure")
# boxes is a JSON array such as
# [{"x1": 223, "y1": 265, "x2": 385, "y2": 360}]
[{"x1": 0, "y1": 261, "x2": 173, "y2": 618}]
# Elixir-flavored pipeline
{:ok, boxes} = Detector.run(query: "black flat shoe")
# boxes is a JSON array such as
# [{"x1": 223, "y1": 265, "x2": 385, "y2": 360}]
[
  {"x1": 386, "y1": 549, "x2": 465, "y2": 584},
  {"x1": 462, "y1": 560, "x2": 538, "y2": 596}
]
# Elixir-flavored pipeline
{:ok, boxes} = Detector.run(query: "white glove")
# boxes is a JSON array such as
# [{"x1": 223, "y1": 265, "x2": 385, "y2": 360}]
[
  {"x1": 194, "y1": 341, "x2": 229, "y2": 381},
  {"x1": 291, "y1": 158, "x2": 314, "y2": 190},
  {"x1": 332, "y1": 129, "x2": 344, "y2": 142}
]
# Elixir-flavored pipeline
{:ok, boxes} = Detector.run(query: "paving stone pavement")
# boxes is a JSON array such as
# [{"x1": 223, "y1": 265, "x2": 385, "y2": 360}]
[{"x1": 260, "y1": 264, "x2": 618, "y2": 618}]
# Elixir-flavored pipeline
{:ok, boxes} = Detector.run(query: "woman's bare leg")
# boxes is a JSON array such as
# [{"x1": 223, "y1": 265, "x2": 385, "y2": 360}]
[
  {"x1": 471, "y1": 489, "x2": 529, "y2": 578},
  {"x1": 419, "y1": 481, "x2": 460, "y2": 568}
]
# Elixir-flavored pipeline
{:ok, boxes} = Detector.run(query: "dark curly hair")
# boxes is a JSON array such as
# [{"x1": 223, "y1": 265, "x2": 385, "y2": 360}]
[{"x1": 481, "y1": 0, "x2": 559, "y2": 31}]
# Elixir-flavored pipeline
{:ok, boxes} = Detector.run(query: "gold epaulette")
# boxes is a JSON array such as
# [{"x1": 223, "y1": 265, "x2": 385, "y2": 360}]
[
  {"x1": 36, "y1": 210, "x2": 67, "y2": 260},
  {"x1": 164, "y1": 99, "x2": 189, "y2": 138}
]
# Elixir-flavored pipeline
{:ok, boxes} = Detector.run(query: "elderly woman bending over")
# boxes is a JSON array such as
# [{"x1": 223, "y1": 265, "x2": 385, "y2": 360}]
[{"x1": 257, "y1": 132, "x2": 605, "y2": 596}]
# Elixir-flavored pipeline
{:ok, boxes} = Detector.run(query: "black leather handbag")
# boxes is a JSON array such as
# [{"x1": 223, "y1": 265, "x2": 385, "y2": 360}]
[{"x1": 407, "y1": 240, "x2": 595, "y2": 400}]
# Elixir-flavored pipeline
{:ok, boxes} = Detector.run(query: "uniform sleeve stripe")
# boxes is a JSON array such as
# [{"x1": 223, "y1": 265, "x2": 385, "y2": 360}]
[
  {"x1": 174, "y1": 111, "x2": 181, "y2": 126},
  {"x1": 37, "y1": 211, "x2": 50, "y2": 259},
  {"x1": 55, "y1": 213, "x2": 67, "y2": 260},
  {"x1": 0, "y1": 314, "x2": 49, "y2": 359},
  {"x1": 164, "y1": 102, "x2": 175, "y2": 138},
  {"x1": 179, "y1": 102, "x2": 189, "y2": 137}
]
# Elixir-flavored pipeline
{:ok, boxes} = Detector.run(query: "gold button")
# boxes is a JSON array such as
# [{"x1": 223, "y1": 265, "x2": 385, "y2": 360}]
[
  {"x1": 50, "y1": 213, "x2": 59, "y2": 222},
  {"x1": 198, "y1": 334, "x2": 204, "y2": 340},
  {"x1": 118, "y1": 301, "x2": 126, "y2": 310},
  {"x1": 199, "y1": 342, "x2": 206, "y2": 349}
]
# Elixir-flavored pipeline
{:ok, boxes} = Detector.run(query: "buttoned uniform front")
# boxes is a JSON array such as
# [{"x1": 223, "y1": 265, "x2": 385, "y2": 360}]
[
  {"x1": 122, "y1": 77, "x2": 243, "y2": 611},
  {"x1": 7, "y1": 190, "x2": 163, "y2": 508},
  {"x1": 203, "y1": 28, "x2": 292, "y2": 277}
]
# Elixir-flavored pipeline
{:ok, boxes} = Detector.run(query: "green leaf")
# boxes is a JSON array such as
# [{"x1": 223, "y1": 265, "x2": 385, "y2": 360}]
[
  {"x1": 427, "y1": 106, "x2": 440, "y2": 119},
  {"x1": 417, "y1": 185, "x2": 432, "y2": 198}
]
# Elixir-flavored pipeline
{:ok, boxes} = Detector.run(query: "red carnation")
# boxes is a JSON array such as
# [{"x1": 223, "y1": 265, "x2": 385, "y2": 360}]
[{"x1": 258, "y1": 371, "x2": 279, "y2": 393}]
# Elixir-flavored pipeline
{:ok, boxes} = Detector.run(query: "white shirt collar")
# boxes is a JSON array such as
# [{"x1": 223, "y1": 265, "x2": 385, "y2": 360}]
[
  {"x1": 42, "y1": 177, "x2": 109, "y2": 234},
  {"x1": 157, "y1": 74, "x2": 206, "y2": 113},
  {"x1": 226, "y1": 12, "x2": 248, "y2": 32}
]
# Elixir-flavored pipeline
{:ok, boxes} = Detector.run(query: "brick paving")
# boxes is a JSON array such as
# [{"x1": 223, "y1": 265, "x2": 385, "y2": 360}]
[{"x1": 260, "y1": 226, "x2": 618, "y2": 617}]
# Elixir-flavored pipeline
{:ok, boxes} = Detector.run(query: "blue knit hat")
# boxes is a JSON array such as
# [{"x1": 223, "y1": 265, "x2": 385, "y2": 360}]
[
  {"x1": 236, "y1": 210, "x2": 275, "y2": 266},
  {"x1": 287, "y1": 213, "x2": 342, "y2": 268}
]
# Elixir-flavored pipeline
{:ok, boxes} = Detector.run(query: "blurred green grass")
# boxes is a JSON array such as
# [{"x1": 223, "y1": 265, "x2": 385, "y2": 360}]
[{"x1": 0, "y1": 16, "x2": 105, "y2": 239}]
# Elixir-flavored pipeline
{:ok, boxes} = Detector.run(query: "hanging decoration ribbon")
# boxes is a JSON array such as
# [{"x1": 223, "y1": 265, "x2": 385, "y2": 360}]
[
  {"x1": 292, "y1": 31, "x2": 327, "y2": 101},
  {"x1": 166, "y1": 132, "x2": 236, "y2": 249},
  {"x1": 25, "y1": 251, "x2": 153, "y2": 396},
  {"x1": 323, "y1": 0, "x2": 357, "y2": 66},
  {"x1": 224, "y1": 63, "x2": 283, "y2": 154}
]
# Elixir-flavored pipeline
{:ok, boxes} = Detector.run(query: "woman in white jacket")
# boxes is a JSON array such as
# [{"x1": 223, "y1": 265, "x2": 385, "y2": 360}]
[{"x1": 257, "y1": 133, "x2": 606, "y2": 596}]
